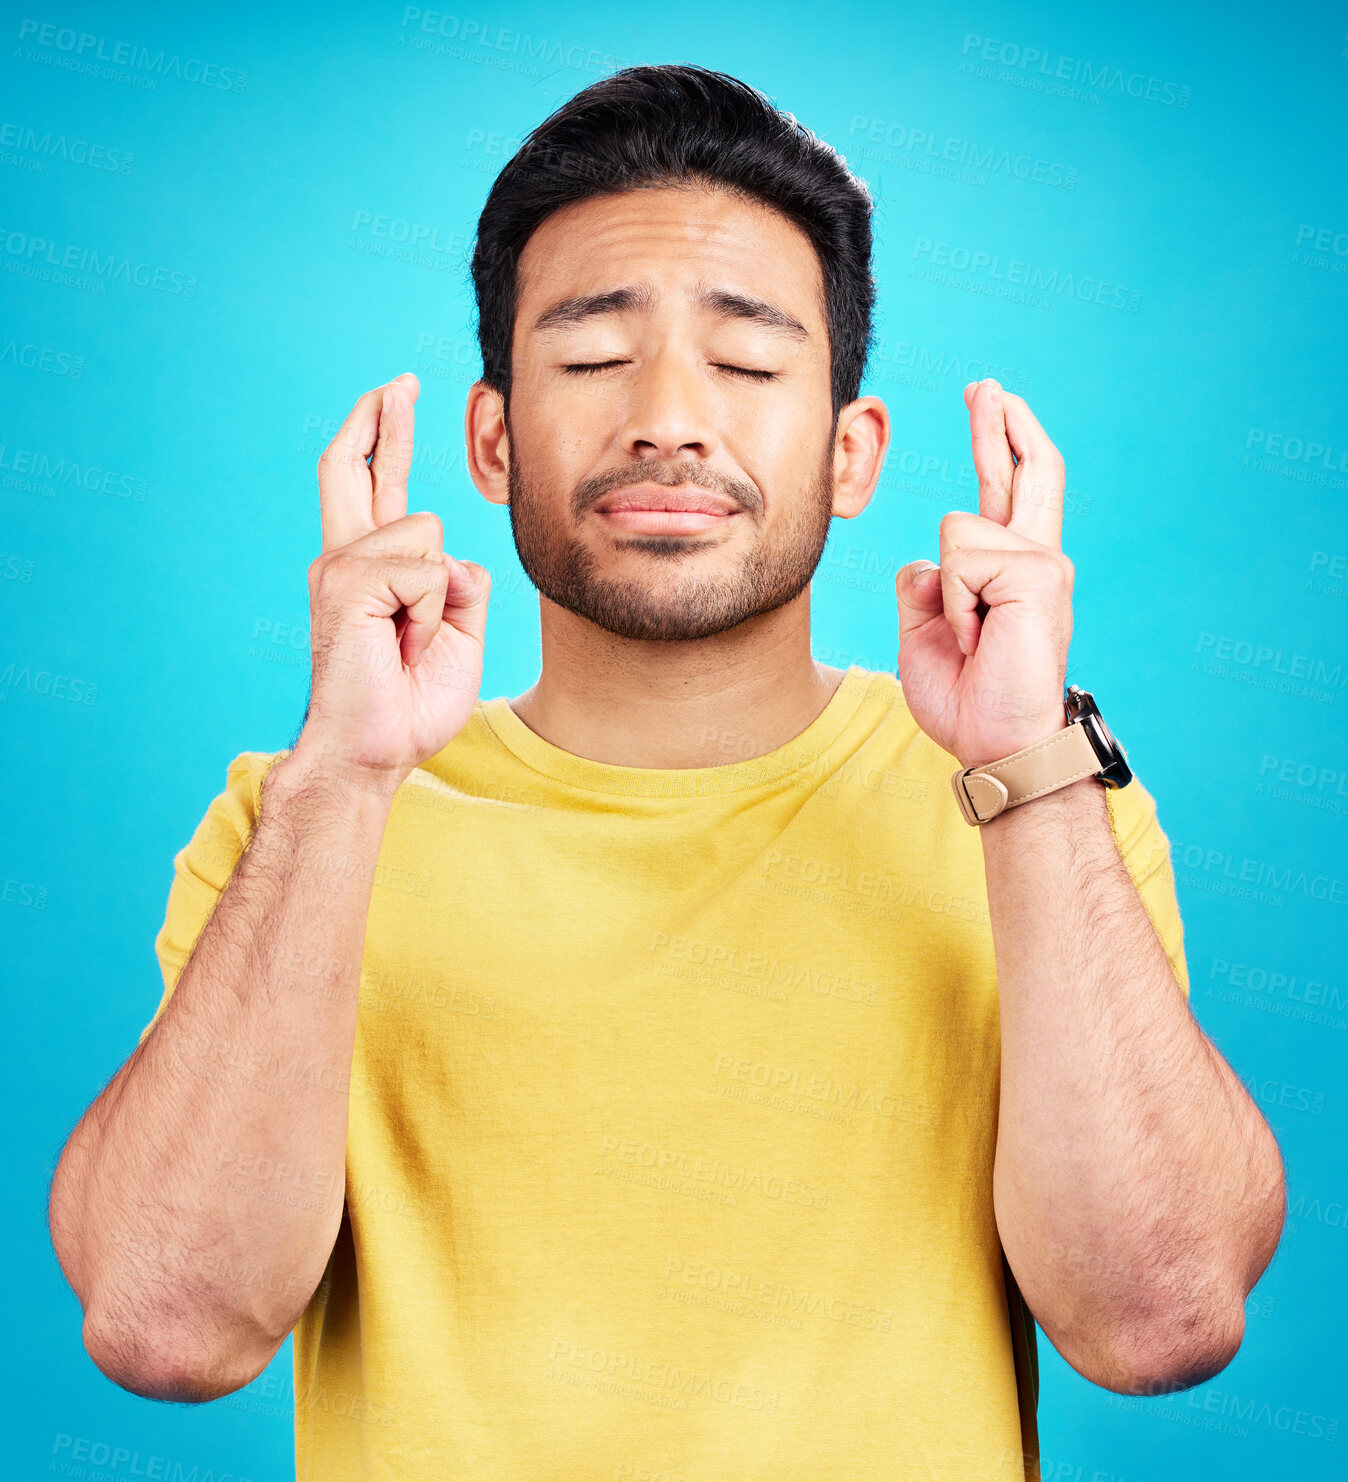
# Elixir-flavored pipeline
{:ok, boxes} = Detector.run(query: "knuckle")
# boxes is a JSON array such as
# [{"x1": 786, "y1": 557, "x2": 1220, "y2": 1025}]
[
  {"x1": 411, "y1": 510, "x2": 444, "y2": 545},
  {"x1": 316, "y1": 550, "x2": 357, "y2": 590},
  {"x1": 1035, "y1": 549, "x2": 1070, "y2": 585},
  {"x1": 407, "y1": 564, "x2": 447, "y2": 611},
  {"x1": 318, "y1": 437, "x2": 359, "y2": 475}
]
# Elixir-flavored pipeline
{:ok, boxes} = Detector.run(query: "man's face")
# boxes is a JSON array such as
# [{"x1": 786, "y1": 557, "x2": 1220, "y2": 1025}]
[{"x1": 501, "y1": 184, "x2": 840, "y2": 642}]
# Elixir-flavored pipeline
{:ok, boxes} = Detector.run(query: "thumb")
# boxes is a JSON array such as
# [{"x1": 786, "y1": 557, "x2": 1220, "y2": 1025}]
[
  {"x1": 441, "y1": 555, "x2": 491, "y2": 644},
  {"x1": 896, "y1": 559, "x2": 943, "y2": 642}
]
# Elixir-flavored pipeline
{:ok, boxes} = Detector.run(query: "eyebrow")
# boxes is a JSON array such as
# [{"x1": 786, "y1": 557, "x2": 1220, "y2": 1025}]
[{"x1": 529, "y1": 280, "x2": 811, "y2": 341}]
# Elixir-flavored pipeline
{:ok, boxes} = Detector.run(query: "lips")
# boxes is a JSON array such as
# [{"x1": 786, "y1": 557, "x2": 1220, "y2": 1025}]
[
  {"x1": 590, "y1": 482, "x2": 743, "y2": 536},
  {"x1": 593, "y1": 485, "x2": 741, "y2": 517}
]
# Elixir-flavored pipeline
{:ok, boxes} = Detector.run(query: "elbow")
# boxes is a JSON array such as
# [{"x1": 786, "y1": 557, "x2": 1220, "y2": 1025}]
[
  {"x1": 1068, "y1": 1298, "x2": 1246, "y2": 1397},
  {"x1": 82, "y1": 1307, "x2": 276, "y2": 1404}
]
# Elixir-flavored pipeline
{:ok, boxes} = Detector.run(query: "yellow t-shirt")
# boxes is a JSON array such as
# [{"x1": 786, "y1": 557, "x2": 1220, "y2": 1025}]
[{"x1": 140, "y1": 665, "x2": 1189, "y2": 1482}]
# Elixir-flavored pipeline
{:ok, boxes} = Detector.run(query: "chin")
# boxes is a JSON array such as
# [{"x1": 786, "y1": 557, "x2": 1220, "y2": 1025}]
[{"x1": 554, "y1": 574, "x2": 807, "y2": 644}]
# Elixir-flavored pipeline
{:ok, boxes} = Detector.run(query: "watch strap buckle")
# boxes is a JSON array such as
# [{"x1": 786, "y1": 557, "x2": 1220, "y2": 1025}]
[
  {"x1": 952, "y1": 767, "x2": 1009, "y2": 824},
  {"x1": 950, "y1": 720, "x2": 1106, "y2": 825}
]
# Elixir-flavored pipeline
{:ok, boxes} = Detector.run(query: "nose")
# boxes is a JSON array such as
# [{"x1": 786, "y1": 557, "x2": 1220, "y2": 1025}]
[{"x1": 618, "y1": 345, "x2": 718, "y2": 463}]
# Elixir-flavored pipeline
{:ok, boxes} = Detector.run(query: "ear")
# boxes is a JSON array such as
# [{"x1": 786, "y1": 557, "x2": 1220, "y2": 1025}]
[
  {"x1": 830, "y1": 395, "x2": 890, "y2": 519},
  {"x1": 465, "y1": 380, "x2": 511, "y2": 507}
]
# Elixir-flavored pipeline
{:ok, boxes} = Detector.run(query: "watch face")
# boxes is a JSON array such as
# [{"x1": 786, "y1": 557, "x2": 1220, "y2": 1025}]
[
  {"x1": 1069, "y1": 687, "x2": 1132, "y2": 788},
  {"x1": 1088, "y1": 715, "x2": 1133, "y2": 788},
  {"x1": 1094, "y1": 709, "x2": 1120, "y2": 754}
]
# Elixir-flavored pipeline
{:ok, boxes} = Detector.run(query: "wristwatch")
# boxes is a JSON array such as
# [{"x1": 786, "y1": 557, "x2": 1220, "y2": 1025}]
[{"x1": 950, "y1": 684, "x2": 1133, "y2": 825}]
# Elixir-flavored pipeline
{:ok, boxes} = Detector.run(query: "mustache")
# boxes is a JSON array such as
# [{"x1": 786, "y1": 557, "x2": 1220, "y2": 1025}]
[{"x1": 573, "y1": 458, "x2": 763, "y2": 518}]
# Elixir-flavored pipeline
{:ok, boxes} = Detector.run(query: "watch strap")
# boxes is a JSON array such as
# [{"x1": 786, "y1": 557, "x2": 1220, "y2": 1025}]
[{"x1": 951, "y1": 720, "x2": 1103, "y2": 825}]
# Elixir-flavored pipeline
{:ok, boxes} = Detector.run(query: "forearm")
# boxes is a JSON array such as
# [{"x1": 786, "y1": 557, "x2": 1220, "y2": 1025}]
[
  {"x1": 49, "y1": 749, "x2": 395, "y2": 1398},
  {"x1": 983, "y1": 776, "x2": 1285, "y2": 1391}
]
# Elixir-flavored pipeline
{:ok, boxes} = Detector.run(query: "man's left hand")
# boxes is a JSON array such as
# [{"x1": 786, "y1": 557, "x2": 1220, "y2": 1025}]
[{"x1": 895, "y1": 378, "x2": 1075, "y2": 770}]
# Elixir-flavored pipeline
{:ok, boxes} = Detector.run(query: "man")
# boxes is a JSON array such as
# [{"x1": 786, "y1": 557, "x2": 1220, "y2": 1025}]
[{"x1": 49, "y1": 64, "x2": 1283, "y2": 1482}]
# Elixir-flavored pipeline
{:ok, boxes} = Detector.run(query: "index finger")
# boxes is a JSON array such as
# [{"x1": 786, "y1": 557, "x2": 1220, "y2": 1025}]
[
  {"x1": 317, "y1": 374, "x2": 418, "y2": 552},
  {"x1": 1001, "y1": 391, "x2": 1066, "y2": 550},
  {"x1": 317, "y1": 384, "x2": 384, "y2": 552},
  {"x1": 966, "y1": 379, "x2": 1017, "y2": 529},
  {"x1": 370, "y1": 374, "x2": 420, "y2": 528}
]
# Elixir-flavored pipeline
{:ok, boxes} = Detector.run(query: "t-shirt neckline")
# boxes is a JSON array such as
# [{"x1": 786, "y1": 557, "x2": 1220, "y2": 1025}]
[{"x1": 477, "y1": 664, "x2": 872, "y2": 798}]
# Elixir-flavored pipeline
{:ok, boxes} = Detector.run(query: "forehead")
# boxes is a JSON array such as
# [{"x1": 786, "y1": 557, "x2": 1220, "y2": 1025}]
[{"x1": 514, "y1": 184, "x2": 826, "y2": 336}]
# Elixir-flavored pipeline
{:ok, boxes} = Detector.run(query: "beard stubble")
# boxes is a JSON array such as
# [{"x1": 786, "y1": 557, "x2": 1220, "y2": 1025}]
[{"x1": 505, "y1": 439, "x2": 837, "y2": 643}]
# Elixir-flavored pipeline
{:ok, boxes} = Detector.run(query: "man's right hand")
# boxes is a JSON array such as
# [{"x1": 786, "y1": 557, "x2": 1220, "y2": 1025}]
[{"x1": 296, "y1": 373, "x2": 491, "y2": 787}]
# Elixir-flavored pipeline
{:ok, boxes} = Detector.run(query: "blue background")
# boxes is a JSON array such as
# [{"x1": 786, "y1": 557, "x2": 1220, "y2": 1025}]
[{"x1": 5, "y1": 1, "x2": 1344, "y2": 1477}]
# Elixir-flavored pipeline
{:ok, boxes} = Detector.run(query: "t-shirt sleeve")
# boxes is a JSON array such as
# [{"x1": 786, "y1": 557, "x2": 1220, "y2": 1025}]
[
  {"x1": 137, "y1": 751, "x2": 282, "y2": 1048},
  {"x1": 1104, "y1": 772, "x2": 1190, "y2": 1000}
]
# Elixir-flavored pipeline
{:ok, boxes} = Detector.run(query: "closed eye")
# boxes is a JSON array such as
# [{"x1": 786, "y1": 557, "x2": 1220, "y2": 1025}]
[
  {"x1": 560, "y1": 361, "x2": 779, "y2": 382},
  {"x1": 715, "y1": 364, "x2": 778, "y2": 382}
]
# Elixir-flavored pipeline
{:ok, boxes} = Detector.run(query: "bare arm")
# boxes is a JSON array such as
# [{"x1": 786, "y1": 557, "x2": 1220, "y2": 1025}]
[
  {"x1": 985, "y1": 775, "x2": 1285, "y2": 1395},
  {"x1": 48, "y1": 372, "x2": 490, "y2": 1402},
  {"x1": 894, "y1": 380, "x2": 1285, "y2": 1397},
  {"x1": 49, "y1": 753, "x2": 395, "y2": 1401}
]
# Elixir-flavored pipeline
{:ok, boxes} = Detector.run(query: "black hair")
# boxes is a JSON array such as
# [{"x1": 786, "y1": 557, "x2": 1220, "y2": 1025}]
[{"x1": 469, "y1": 63, "x2": 875, "y2": 422}]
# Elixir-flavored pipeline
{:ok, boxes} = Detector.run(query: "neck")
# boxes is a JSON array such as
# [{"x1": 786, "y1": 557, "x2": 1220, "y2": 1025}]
[{"x1": 508, "y1": 588, "x2": 847, "y2": 768}]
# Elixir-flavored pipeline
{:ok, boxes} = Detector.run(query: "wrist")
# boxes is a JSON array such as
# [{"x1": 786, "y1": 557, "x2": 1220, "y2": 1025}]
[
  {"x1": 264, "y1": 743, "x2": 404, "y2": 815},
  {"x1": 952, "y1": 683, "x2": 1130, "y2": 827},
  {"x1": 955, "y1": 712, "x2": 1068, "y2": 772},
  {"x1": 976, "y1": 768, "x2": 1103, "y2": 833}
]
